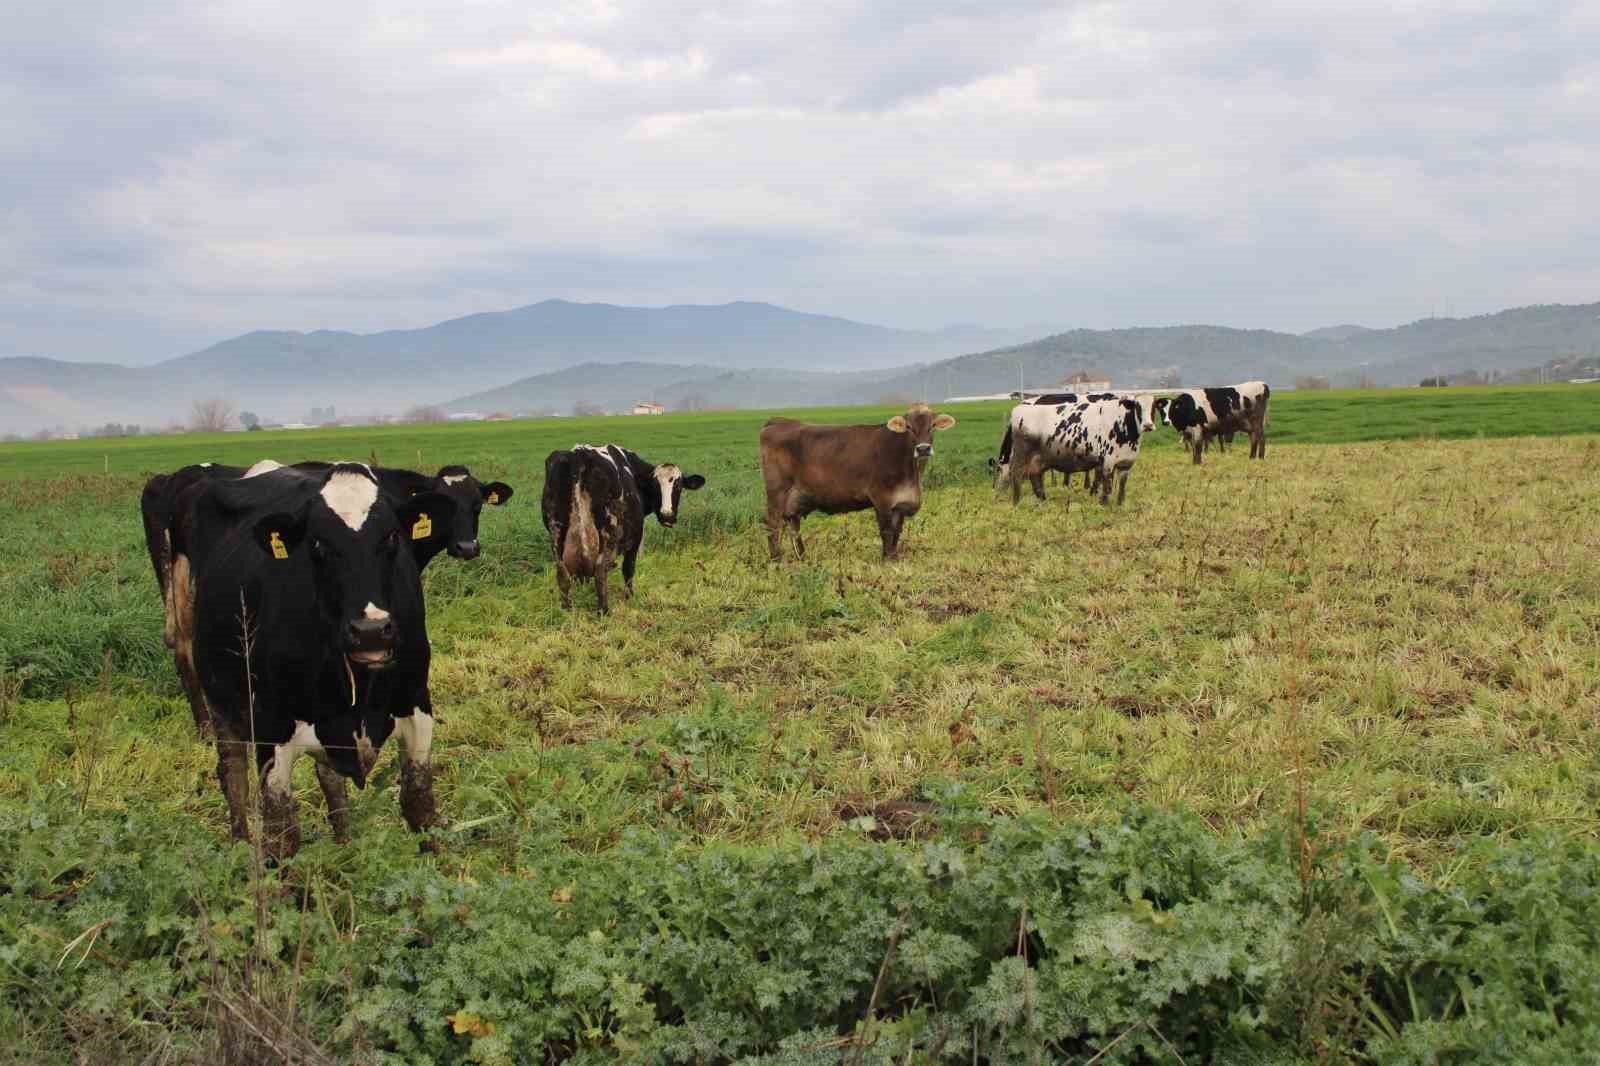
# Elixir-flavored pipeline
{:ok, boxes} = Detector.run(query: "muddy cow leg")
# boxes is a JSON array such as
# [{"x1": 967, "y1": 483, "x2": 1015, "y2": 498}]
[
  {"x1": 394, "y1": 707, "x2": 439, "y2": 833},
  {"x1": 314, "y1": 763, "x2": 351, "y2": 843},
  {"x1": 257, "y1": 737, "x2": 302, "y2": 862},
  {"x1": 213, "y1": 715, "x2": 251, "y2": 843},
  {"x1": 1117, "y1": 470, "x2": 1129, "y2": 505},
  {"x1": 595, "y1": 550, "x2": 613, "y2": 614},
  {"x1": 1031, "y1": 472, "x2": 1046, "y2": 500},
  {"x1": 787, "y1": 513, "x2": 806, "y2": 560},
  {"x1": 555, "y1": 559, "x2": 574, "y2": 610}
]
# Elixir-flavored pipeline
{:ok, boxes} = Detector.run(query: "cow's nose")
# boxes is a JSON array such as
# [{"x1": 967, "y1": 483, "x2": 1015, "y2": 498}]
[
  {"x1": 452, "y1": 539, "x2": 480, "y2": 560},
  {"x1": 346, "y1": 617, "x2": 397, "y2": 650},
  {"x1": 915, "y1": 443, "x2": 933, "y2": 458}
]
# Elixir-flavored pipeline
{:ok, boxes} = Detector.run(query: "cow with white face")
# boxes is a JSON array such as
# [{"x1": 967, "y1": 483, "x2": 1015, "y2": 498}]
[
  {"x1": 992, "y1": 396, "x2": 1153, "y2": 507},
  {"x1": 1151, "y1": 382, "x2": 1271, "y2": 464}
]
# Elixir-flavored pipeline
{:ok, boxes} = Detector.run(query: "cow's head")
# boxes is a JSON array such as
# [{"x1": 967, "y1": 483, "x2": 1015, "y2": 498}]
[
  {"x1": 249, "y1": 465, "x2": 455, "y2": 672},
  {"x1": 430, "y1": 465, "x2": 514, "y2": 561},
  {"x1": 989, "y1": 422, "x2": 1015, "y2": 488},
  {"x1": 1131, "y1": 399, "x2": 1155, "y2": 434},
  {"x1": 887, "y1": 403, "x2": 956, "y2": 460},
  {"x1": 1152, "y1": 397, "x2": 1171, "y2": 426},
  {"x1": 639, "y1": 460, "x2": 706, "y2": 527}
]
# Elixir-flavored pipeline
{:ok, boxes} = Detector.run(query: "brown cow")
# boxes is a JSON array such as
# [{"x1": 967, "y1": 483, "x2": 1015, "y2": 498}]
[{"x1": 759, "y1": 403, "x2": 956, "y2": 561}]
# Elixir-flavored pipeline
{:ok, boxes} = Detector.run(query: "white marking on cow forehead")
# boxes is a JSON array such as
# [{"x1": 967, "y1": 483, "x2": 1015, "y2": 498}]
[
  {"x1": 244, "y1": 459, "x2": 284, "y2": 478},
  {"x1": 321, "y1": 471, "x2": 379, "y2": 531},
  {"x1": 362, "y1": 602, "x2": 390, "y2": 621},
  {"x1": 654, "y1": 464, "x2": 682, "y2": 513},
  {"x1": 442, "y1": 474, "x2": 467, "y2": 485}
]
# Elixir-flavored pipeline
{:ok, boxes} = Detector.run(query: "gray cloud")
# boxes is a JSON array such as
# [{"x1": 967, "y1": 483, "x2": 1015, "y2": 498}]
[{"x1": 4, "y1": 0, "x2": 1596, "y2": 363}]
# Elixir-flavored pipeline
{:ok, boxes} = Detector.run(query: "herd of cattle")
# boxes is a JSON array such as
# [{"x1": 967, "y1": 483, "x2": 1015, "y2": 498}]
[{"x1": 136, "y1": 381, "x2": 1269, "y2": 858}]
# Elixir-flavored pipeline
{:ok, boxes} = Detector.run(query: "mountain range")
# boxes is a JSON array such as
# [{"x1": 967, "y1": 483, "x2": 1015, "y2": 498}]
[{"x1": 3, "y1": 298, "x2": 1598, "y2": 434}]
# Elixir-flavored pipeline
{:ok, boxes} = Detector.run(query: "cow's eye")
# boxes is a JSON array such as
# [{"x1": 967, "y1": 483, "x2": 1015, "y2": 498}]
[
  {"x1": 384, "y1": 529, "x2": 400, "y2": 552},
  {"x1": 308, "y1": 537, "x2": 326, "y2": 559}
]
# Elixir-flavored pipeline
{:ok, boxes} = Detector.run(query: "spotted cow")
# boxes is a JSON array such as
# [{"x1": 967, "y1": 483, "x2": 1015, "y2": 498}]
[
  {"x1": 540, "y1": 444, "x2": 705, "y2": 612},
  {"x1": 992, "y1": 396, "x2": 1153, "y2": 506},
  {"x1": 1152, "y1": 382, "x2": 1270, "y2": 464}
]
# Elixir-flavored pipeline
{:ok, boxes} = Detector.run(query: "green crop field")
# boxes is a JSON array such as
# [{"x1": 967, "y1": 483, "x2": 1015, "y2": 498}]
[{"x1": 3, "y1": 384, "x2": 1599, "y2": 1064}]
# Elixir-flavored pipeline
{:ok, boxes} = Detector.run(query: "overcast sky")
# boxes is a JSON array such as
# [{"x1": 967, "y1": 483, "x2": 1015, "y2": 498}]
[{"x1": 6, "y1": 0, "x2": 1596, "y2": 364}]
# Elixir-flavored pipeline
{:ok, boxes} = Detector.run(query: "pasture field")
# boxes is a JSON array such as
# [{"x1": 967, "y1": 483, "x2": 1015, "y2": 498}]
[{"x1": 3, "y1": 386, "x2": 1600, "y2": 1063}]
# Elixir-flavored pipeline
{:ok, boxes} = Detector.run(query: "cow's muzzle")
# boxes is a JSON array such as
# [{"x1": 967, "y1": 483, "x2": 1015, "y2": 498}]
[
  {"x1": 915, "y1": 444, "x2": 933, "y2": 458},
  {"x1": 344, "y1": 617, "x2": 397, "y2": 669},
  {"x1": 450, "y1": 539, "x2": 480, "y2": 560},
  {"x1": 657, "y1": 513, "x2": 676, "y2": 527}
]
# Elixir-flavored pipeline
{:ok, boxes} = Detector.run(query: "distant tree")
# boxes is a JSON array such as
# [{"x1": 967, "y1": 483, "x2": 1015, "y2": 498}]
[
  {"x1": 239, "y1": 410, "x2": 260, "y2": 430},
  {"x1": 246, "y1": 422, "x2": 264, "y2": 431},
  {"x1": 404, "y1": 405, "x2": 447, "y2": 423},
  {"x1": 191, "y1": 398, "x2": 235, "y2": 432},
  {"x1": 573, "y1": 401, "x2": 604, "y2": 417},
  {"x1": 1419, "y1": 376, "x2": 1447, "y2": 387},
  {"x1": 1293, "y1": 375, "x2": 1331, "y2": 391}
]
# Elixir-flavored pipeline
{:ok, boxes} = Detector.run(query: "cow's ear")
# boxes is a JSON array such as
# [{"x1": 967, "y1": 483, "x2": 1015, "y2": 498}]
[
  {"x1": 480, "y1": 481, "x2": 513, "y2": 505},
  {"x1": 396, "y1": 492, "x2": 459, "y2": 569},
  {"x1": 932, "y1": 413, "x2": 956, "y2": 431},
  {"x1": 681, "y1": 474, "x2": 706, "y2": 490},
  {"x1": 886, "y1": 416, "x2": 909, "y2": 433},
  {"x1": 252, "y1": 511, "x2": 306, "y2": 560}
]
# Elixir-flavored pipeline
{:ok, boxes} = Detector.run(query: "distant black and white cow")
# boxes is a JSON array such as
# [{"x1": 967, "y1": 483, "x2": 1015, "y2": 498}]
[
  {"x1": 1151, "y1": 382, "x2": 1270, "y2": 464},
  {"x1": 170, "y1": 463, "x2": 457, "y2": 858},
  {"x1": 993, "y1": 392, "x2": 1134, "y2": 493},
  {"x1": 991, "y1": 396, "x2": 1153, "y2": 506},
  {"x1": 540, "y1": 444, "x2": 705, "y2": 612}
]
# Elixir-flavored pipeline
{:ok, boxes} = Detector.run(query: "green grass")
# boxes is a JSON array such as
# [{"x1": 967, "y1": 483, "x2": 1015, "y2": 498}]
[{"x1": 2, "y1": 388, "x2": 1599, "y2": 1061}]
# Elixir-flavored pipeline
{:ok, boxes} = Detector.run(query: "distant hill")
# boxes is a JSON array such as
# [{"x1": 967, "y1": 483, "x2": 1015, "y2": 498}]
[
  {"x1": 1302, "y1": 324, "x2": 1373, "y2": 341},
  {"x1": 6, "y1": 299, "x2": 1600, "y2": 435},
  {"x1": 1, "y1": 300, "x2": 1034, "y2": 434}
]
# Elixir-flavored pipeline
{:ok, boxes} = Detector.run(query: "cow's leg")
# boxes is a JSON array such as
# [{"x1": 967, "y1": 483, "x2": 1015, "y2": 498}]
[
  {"x1": 555, "y1": 560, "x2": 573, "y2": 610},
  {"x1": 257, "y1": 737, "x2": 302, "y2": 861},
  {"x1": 1190, "y1": 432, "x2": 1204, "y2": 465},
  {"x1": 213, "y1": 716, "x2": 251, "y2": 842},
  {"x1": 788, "y1": 515, "x2": 806, "y2": 560},
  {"x1": 1116, "y1": 470, "x2": 1129, "y2": 505},
  {"x1": 314, "y1": 763, "x2": 351, "y2": 843},
  {"x1": 1031, "y1": 472, "x2": 1046, "y2": 500},
  {"x1": 595, "y1": 550, "x2": 613, "y2": 614},
  {"x1": 394, "y1": 708, "x2": 439, "y2": 833},
  {"x1": 764, "y1": 496, "x2": 785, "y2": 561},
  {"x1": 160, "y1": 535, "x2": 177, "y2": 650},
  {"x1": 621, "y1": 547, "x2": 638, "y2": 597},
  {"x1": 876, "y1": 508, "x2": 899, "y2": 559},
  {"x1": 1099, "y1": 465, "x2": 1114, "y2": 505}
]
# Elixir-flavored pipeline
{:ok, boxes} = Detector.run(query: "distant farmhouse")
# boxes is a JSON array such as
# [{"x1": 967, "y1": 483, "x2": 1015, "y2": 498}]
[{"x1": 631, "y1": 401, "x2": 666, "y2": 415}]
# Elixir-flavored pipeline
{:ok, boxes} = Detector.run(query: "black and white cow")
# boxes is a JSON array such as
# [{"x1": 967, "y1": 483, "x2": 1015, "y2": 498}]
[
  {"x1": 171, "y1": 463, "x2": 456, "y2": 858},
  {"x1": 1151, "y1": 382, "x2": 1270, "y2": 464},
  {"x1": 141, "y1": 459, "x2": 512, "y2": 737},
  {"x1": 991, "y1": 396, "x2": 1153, "y2": 506},
  {"x1": 540, "y1": 443, "x2": 705, "y2": 612}
]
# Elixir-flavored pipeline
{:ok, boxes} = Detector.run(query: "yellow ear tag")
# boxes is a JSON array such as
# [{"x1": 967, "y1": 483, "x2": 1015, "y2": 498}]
[
  {"x1": 412, "y1": 513, "x2": 432, "y2": 540},
  {"x1": 488, "y1": 491, "x2": 499, "y2": 504},
  {"x1": 268, "y1": 531, "x2": 289, "y2": 560}
]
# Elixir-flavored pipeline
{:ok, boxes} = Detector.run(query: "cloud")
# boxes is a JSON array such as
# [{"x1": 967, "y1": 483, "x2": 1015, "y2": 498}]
[{"x1": 3, "y1": 0, "x2": 1596, "y2": 362}]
